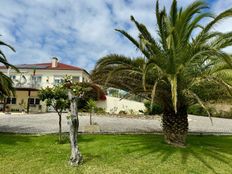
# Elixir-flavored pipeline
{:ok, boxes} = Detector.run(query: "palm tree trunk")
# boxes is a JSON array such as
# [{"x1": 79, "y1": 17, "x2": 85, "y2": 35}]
[
  {"x1": 162, "y1": 105, "x2": 188, "y2": 147},
  {"x1": 68, "y1": 91, "x2": 82, "y2": 166}
]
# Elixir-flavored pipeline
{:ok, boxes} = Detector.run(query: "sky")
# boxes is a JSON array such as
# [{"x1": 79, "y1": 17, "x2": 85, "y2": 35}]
[{"x1": 0, "y1": 0, "x2": 232, "y2": 72}]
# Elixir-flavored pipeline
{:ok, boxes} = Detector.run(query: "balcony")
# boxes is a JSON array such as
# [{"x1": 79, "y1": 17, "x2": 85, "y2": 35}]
[
  {"x1": 10, "y1": 74, "x2": 42, "y2": 89},
  {"x1": 12, "y1": 77, "x2": 42, "y2": 89},
  {"x1": 13, "y1": 81, "x2": 42, "y2": 89}
]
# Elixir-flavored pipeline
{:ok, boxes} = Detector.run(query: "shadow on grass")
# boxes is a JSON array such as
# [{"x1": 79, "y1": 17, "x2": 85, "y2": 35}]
[
  {"x1": 1, "y1": 132, "x2": 231, "y2": 173},
  {"x1": 114, "y1": 135, "x2": 232, "y2": 174},
  {"x1": 0, "y1": 133, "x2": 32, "y2": 145},
  {"x1": 0, "y1": 125, "x2": 44, "y2": 134}
]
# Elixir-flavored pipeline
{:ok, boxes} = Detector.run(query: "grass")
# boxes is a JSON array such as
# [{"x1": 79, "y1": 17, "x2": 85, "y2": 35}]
[{"x1": 0, "y1": 134, "x2": 232, "y2": 174}]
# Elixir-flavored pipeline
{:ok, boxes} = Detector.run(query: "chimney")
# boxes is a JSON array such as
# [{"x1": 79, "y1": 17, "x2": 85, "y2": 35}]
[{"x1": 51, "y1": 57, "x2": 58, "y2": 68}]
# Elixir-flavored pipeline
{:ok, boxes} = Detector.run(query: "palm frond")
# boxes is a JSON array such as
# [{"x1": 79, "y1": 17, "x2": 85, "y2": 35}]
[
  {"x1": 115, "y1": 29, "x2": 150, "y2": 58},
  {"x1": 150, "y1": 80, "x2": 159, "y2": 111},
  {"x1": 0, "y1": 40, "x2": 15, "y2": 52},
  {"x1": 202, "y1": 8, "x2": 232, "y2": 34},
  {"x1": 185, "y1": 89, "x2": 212, "y2": 124},
  {"x1": 0, "y1": 72, "x2": 15, "y2": 97},
  {"x1": 156, "y1": 1, "x2": 168, "y2": 51},
  {"x1": 92, "y1": 0, "x2": 232, "y2": 117},
  {"x1": 169, "y1": 0, "x2": 177, "y2": 26}
]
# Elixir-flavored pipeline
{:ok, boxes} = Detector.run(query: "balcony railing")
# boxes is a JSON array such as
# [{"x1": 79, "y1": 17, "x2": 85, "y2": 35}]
[{"x1": 13, "y1": 81, "x2": 42, "y2": 89}]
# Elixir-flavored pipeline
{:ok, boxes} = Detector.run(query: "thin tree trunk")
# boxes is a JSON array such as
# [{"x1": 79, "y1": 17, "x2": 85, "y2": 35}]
[
  {"x1": 58, "y1": 113, "x2": 62, "y2": 143},
  {"x1": 68, "y1": 91, "x2": 82, "y2": 166},
  {"x1": 90, "y1": 109, "x2": 92, "y2": 125},
  {"x1": 162, "y1": 105, "x2": 188, "y2": 147}
]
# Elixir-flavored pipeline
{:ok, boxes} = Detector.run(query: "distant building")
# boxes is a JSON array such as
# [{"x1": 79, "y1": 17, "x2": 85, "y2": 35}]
[
  {"x1": 97, "y1": 87, "x2": 145, "y2": 114},
  {"x1": 0, "y1": 57, "x2": 90, "y2": 113},
  {"x1": 96, "y1": 95, "x2": 145, "y2": 114}
]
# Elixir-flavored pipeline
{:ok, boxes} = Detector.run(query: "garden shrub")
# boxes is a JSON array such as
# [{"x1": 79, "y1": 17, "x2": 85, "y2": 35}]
[
  {"x1": 144, "y1": 101, "x2": 163, "y2": 115},
  {"x1": 95, "y1": 107, "x2": 106, "y2": 114},
  {"x1": 118, "y1": 110, "x2": 127, "y2": 115},
  {"x1": 188, "y1": 104, "x2": 208, "y2": 116},
  {"x1": 188, "y1": 104, "x2": 232, "y2": 118}
]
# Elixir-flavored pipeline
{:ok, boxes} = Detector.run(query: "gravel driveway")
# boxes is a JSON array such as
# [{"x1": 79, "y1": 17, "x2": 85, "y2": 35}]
[{"x1": 0, "y1": 113, "x2": 232, "y2": 134}]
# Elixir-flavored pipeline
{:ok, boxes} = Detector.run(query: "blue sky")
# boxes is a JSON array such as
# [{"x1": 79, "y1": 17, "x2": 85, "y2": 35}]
[{"x1": 0, "y1": 0, "x2": 232, "y2": 72}]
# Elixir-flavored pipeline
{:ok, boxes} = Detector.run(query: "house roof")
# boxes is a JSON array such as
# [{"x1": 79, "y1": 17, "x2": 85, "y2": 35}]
[
  {"x1": 0, "y1": 62, "x2": 90, "y2": 74},
  {"x1": 15, "y1": 62, "x2": 82, "y2": 70}
]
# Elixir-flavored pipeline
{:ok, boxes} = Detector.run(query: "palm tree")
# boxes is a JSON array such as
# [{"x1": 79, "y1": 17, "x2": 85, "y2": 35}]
[
  {"x1": 92, "y1": 0, "x2": 232, "y2": 146},
  {"x1": 0, "y1": 36, "x2": 18, "y2": 97}
]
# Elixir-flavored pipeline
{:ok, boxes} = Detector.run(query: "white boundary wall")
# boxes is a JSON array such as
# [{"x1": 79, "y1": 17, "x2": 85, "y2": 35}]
[{"x1": 96, "y1": 96, "x2": 145, "y2": 114}]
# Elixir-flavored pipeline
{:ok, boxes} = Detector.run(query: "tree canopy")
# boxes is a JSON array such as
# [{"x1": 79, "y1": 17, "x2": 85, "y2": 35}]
[
  {"x1": 92, "y1": 0, "x2": 232, "y2": 146},
  {"x1": 92, "y1": 0, "x2": 232, "y2": 113},
  {"x1": 0, "y1": 36, "x2": 18, "y2": 97}
]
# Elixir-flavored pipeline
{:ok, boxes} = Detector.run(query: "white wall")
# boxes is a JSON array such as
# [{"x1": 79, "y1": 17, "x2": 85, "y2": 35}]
[
  {"x1": 2, "y1": 68, "x2": 90, "y2": 89},
  {"x1": 96, "y1": 96, "x2": 145, "y2": 114}
]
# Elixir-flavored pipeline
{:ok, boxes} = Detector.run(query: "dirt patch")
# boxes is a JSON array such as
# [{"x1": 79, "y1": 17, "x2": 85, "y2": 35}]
[{"x1": 207, "y1": 103, "x2": 232, "y2": 112}]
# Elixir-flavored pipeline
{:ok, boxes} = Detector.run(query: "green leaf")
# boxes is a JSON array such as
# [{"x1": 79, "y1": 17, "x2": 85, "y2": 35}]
[
  {"x1": 150, "y1": 80, "x2": 159, "y2": 111},
  {"x1": 186, "y1": 90, "x2": 213, "y2": 125}
]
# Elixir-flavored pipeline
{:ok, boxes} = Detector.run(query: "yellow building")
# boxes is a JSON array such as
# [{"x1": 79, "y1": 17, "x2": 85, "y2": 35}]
[{"x1": 0, "y1": 57, "x2": 90, "y2": 113}]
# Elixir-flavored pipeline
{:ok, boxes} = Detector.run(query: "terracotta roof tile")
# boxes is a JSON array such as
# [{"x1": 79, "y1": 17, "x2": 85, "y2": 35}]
[
  {"x1": 0, "y1": 62, "x2": 83, "y2": 71},
  {"x1": 32, "y1": 63, "x2": 82, "y2": 70}
]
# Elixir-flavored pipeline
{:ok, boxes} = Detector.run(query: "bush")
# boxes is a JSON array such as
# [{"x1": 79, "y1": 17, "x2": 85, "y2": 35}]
[
  {"x1": 187, "y1": 104, "x2": 231, "y2": 118},
  {"x1": 80, "y1": 107, "x2": 106, "y2": 114},
  {"x1": 95, "y1": 107, "x2": 106, "y2": 114},
  {"x1": 118, "y1": 110, "x2": 127, "y2": 115},
  {"x1": 191, "y1": 81, "x2": 231, "y2": 102},
  {"x1": 144, "y1": 101, "x2": 163, "y2": 115},
  {"x1": 188, "y1": 104, "x2": 208, "y2": 116}
]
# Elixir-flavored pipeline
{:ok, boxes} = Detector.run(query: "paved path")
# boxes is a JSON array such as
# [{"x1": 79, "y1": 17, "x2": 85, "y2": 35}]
[{"x1": 0, "y1": 113, "x2": 232, "y2": 134}]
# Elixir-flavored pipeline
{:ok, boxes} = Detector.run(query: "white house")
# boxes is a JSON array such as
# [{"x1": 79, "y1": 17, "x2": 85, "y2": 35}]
[
  {"x1": 0, "y1": 57, "x2": 90, "y2": 113},
  {"x1": 0, "y1": 57, "x2": 145, "y2": 114}
]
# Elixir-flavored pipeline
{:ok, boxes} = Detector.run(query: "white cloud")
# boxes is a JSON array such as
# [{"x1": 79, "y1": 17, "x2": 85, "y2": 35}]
[
  {"x1": 0, "y1": 0, "x2": 231, "y2": 71},
  {"x1": 211, "y1": 0, "x2": 232, "y2": 33},
  {"x1": 210, "y1": 0, "x2": 232, "y2": 53}
]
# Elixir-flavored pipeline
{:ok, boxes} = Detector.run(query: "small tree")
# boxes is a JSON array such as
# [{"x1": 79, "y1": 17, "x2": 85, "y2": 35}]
[
  {"x1": 40, "y1": 75, "x2": 105, "y2": 165},
  {"x1": 64, "y1": 76, "x2": 106, "y2": 165},
  {"x1": 38, "y1": 85, "x2": 69, "y2": 143},
  {"x1": 64, "y1": 79, "x2": 92, "y2": 165},
  {"x1": 86, "y1": 99, "x2": 97, "y2": 125}
]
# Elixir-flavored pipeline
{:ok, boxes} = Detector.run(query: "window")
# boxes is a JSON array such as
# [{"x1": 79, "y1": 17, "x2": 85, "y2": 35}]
[
  {"x1": 28, "y1": 98, "x2": 40, "y2": 105},
  {"x1": 11, "y1": 98, "x2": 16, "y2": 104},
  {"x1": 31, "y1": 75, "x2": 42, "y2": 88},
  {"x1": 29, "y1": 98, "x2": 35, "y2": 105},
  {"x1": 35, "y1": 98, "x2": 40, "y2": 105},
  {"x1": 72, "y1": 76, "x2": 80, "y2": 83},
  {"x1": 54, "y1": 79, "x2": 63, "y2": 84},
  {"x1": 6, "y1": 97, "x2": 17, "y2": 104},
  {"x1": 32, "y1": 76, "x2": 42, "y2": 83},
  {"x1": 54, "y1": 76, "x2": 64, "y2": 85}
]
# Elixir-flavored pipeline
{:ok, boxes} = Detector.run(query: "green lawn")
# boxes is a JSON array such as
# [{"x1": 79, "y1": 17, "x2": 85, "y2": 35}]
[{"x1": 0, "y1": 134, "x2": 232, "y2": 174}]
